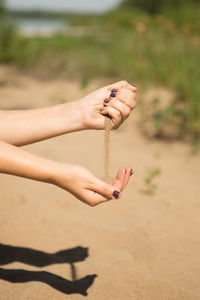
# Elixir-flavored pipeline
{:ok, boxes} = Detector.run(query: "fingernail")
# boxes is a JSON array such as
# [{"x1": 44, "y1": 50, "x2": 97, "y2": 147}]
[
  {"x1": 110, "y1": 92, "x2": 117, "y2": 97},
  {"x1": 104, "y1": 98, "x2": 110, "y2": 103},
  {"x1": 130, "y1": 169, "x2": 134, "y2": 176},
  {"x1": 113, "y1": 190, "x2": 120, "y2": 199},
  {"x1": 111, "y1": 88, "x2": 118, "y2": 93},
  {"x1": 132, "y1": 86, "x2": 137, "y2": 91}
]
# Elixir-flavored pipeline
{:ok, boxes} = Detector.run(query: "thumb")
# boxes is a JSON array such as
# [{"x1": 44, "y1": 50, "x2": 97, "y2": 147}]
[{"x1": 88, "y1": 177, "x2": 121, "y2": 200}]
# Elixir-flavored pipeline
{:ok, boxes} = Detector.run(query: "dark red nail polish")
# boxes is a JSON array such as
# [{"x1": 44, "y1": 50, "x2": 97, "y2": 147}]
[
  {"x1": 111, "y1": 88, "x2": 118, "y2": 93},
  {"x1": 113, "y1": 190, "x2": 120, "y2": 199},
  {"x1": 104, "y1": 98, "x2": 110, "y2": 103},
  {"x1": 110, "y1": 92, "x2": 117, "y2": 97},
  {"x1": 130, "y1": 169, "x2": 134, "y2": 176}
]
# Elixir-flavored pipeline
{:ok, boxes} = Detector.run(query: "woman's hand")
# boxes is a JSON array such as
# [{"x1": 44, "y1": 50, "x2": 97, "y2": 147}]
[
  {"x1": 77, "y1": 80, "x2": 137, "y2": 130},
  {"x1": 0, "y1": 140, "x2": 133, "y2": 207},
  {"x1": 0, "y1": 80, "x2": 136, "y2": 146},
  {"x1": 53, "y1": 163, "x2": 133, "y2": 207}
]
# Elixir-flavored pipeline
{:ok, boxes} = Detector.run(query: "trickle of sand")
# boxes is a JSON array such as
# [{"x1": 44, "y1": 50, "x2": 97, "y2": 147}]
[{"x1": 104, "y1": 117, "x2": 111, "y2": 183}]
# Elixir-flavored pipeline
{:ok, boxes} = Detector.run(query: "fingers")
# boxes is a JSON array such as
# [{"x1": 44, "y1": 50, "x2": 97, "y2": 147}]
[
  {"x1": 79, "y1": 189, "x2": 108, "y2": 207},
  {"x1": 108, "y1": 80, "x2": 137, "y2": 93},
  {"x1": 117, "y1": 88, "x2": 137, "y2": 110},
  {"x1": 83, "y1": 167, "x2": 134, "y2": 207},
  {"x1": 112, "y1": 167, "x2": 133, "y2": 191},
  {"x1": 83, "y1": 178, "x2": 121, "y2": 207},
  {"x1": 112, "y1": 168, "x2": 127, "y2": 191},
  {"x1": 89, "y1": 177, "x2": 121, "y2": 200},
  {"x1": 101, "y1": 106, "x2": 122, "y2": 129},
  {"x1": 122, "y1": 167, "x2": 133, "y2": 190},
  {"x1": 104, "y1": 99, "x2": 131, "y2": 121},
  {"x1": 101, "y1": 84, "x2": 137, "y2": 126}
]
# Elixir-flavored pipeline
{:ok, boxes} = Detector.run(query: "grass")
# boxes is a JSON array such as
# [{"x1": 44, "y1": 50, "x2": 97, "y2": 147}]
[
  {"x1": 0, "y1": 2, "x2": 200, "y2": 141},
  {"x1": 142, "y1": 167, "x2": 162, "y2": 195}
]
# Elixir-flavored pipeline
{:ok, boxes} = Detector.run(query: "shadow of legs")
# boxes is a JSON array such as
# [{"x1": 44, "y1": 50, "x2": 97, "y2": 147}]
[
  {"x1": 0, "y1": 244, "x2": 88, "y2": 267},
  {"x1": 0, "y1": 244, "x2": 97, "y2": 296},
  {"x1": 0, "y1": 268, "x2": 97, "y2": 296}
]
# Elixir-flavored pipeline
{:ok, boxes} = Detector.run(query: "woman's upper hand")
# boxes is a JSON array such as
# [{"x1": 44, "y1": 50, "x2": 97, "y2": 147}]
[
  {"x1": 78, "y1": 80, "x2": 137, "y2": 130},
  {"x1": 53, "y1": 163, "x2": 133, "y2": 207}
]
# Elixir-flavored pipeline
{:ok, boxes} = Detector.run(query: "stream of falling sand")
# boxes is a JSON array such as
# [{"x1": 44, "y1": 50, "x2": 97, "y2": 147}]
[{"x1": 104, "y1": 117, "x2": 111, "y2": 183}]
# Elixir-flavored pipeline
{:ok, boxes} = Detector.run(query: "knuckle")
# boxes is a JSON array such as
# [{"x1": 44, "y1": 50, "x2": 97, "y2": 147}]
[
  {"x1": 121, "y1": 80, "x2": 128, "y2": 85},
  {"x1": 132, "y1": 93, "x2": 137, "y2": 101},
  {"x1": 119, "y1": 88, "x2": 126, "y2": 96},
  {"x1": 116, "y1": 80, "x2": 128, "y2": 87},
  {"x1": 132, "y1": 92, "x2": 137, "y2": 98},
  {"x1": 126, "y1": 107, "x2": 131, "y2": 115},
  {"x1": 117, "y1": 91, "x2": 126, "y2": 101},
  {"x1": 132, "y1": 101, "x2": 136, "y2": 109}
]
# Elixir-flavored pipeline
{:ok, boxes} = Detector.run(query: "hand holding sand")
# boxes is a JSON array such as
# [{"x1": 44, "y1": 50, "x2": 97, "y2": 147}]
[
  {"x1": 0, "y1": 81, "x2": 136, "y2": 146},
  {"x1": 0, "y1": 80, "x2": 136, "y2": 206},
  {"x1": 53, "y1": 164, "x2": 133, "y2": 207},
  {"x1": 78, "y1": 80, "x2": 137, "y2": 130}
]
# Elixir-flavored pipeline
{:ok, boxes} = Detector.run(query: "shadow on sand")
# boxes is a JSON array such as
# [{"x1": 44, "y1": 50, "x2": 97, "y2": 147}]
[{"x1": 0, "y1": 243, "x2": 97, "y2": 296}]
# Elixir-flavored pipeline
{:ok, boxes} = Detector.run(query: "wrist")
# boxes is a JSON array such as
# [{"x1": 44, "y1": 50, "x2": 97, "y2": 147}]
[
  {"x1": 62, "y1": 101, "x2": 87, "y2": 132},
  {"x1": 48, "y1": 161, "x2": 71, "y2": 188}
]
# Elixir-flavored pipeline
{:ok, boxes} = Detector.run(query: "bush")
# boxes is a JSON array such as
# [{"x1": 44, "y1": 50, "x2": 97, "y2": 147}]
[
  {"x1": 123, "y1": 0, "x2": 199, "y2": 14},
  {"x1": 0, "y1": 21, "x2": 19, "y2": 62},
  {"x1": 0, "y1": 0, "x2": 5, "y2": 18}
]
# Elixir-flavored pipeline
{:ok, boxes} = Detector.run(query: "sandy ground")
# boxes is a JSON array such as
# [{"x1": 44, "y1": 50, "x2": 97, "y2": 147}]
[{"x1": 0, "y1": 66, "x2": 200, "y2": 300}]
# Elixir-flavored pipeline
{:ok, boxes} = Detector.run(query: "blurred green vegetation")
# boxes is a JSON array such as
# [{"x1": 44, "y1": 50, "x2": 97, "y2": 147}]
[
  {"x1": 123, "y1": 0, "x2": 200, "y2": 14},
  {"x1": 142, "y1": 166, "x2": 161, "y2": 195},
  {"x1": 0, "y1": 0, "x2": 199, "y2": 141},
  {"x1": 0, "y1": 0, "x2": 5, "y2": 18}
]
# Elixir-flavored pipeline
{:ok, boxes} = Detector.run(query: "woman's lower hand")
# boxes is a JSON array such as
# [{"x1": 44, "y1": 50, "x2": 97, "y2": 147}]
[
  {"x1": 77, "y1": 80, "x2": 137, "y2": 130},
  {"x1": 53, "y1": 163, "x2": 133, "y2": 207}
]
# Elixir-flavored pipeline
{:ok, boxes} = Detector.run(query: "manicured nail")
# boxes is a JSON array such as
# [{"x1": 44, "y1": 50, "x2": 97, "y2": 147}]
[
  {"x1": 113, "y1": 190, "x2": 120, "y2": 199},
  {"x1": 104, "y1": 98, "x2": 110, "y2": 103},
  {"x1": 110, "y1": 92, "x2": 117, "y2": 97},
  {"x1": 111, "y1": 88, "x2": 118, "y2": 93},
  {"x1": 130, "y1": 169, "x2": 134, "y2": 176}
]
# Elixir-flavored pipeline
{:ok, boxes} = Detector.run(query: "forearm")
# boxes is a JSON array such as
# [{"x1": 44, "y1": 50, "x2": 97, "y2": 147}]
[
  {"x1": 0, "y1": 140, "x2": 130, "y2": 207},
  {"x1": 0, "y1": 101, "x2": 84, "y2": 146},
  {"x1": 0, "y1": 139, "x2": 59, "y2": 184}
]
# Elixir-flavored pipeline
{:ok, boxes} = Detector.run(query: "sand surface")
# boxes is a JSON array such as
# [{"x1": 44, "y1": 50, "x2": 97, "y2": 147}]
[{"x1": 0, "y1": 66, "x2": 200, "y2": 299}]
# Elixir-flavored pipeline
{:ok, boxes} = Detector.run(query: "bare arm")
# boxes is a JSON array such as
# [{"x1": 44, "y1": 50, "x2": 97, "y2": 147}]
[
  {"x1": 0, "y1": 139, "x2": 58, "y2": 183},
  {"x1": 0, "y1": 102, "x2": 83, "y2": 146},
  {"x1": 0, "y1": 81, "x2": 137, "y2": 146},
  {"x1": 0, "y1": 140, "x2": 133, "y2": 206}
]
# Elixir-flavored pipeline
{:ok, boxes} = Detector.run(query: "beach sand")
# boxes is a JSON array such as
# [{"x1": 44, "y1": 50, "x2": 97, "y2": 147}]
[{"x1": 0, "y1": 66, "x2": 200, "y2": 299}]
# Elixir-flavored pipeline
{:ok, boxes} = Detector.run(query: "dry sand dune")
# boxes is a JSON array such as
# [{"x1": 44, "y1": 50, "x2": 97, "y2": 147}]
[{"x1": 0, "y1": 66, "x2": 200, "y2": 299}]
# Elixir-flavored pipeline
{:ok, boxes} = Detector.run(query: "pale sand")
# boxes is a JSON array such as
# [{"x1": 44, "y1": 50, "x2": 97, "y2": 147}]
[
  {"x1": 0, "y1": 66, "x2": 200, "y2": 299},
  {"x1": 104, "y1": 117, "x2": 111, "y2": 183}
]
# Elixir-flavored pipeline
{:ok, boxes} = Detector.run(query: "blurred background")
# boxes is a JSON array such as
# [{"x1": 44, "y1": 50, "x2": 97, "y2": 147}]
[
  {"x1": 0, "y1": 0, "x2": 200, "y2": 144},
  {"x1": 1, "y1": 2, "x2": 200, "y2": 299}
]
